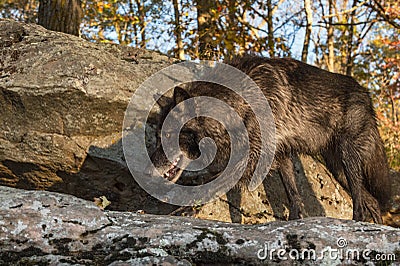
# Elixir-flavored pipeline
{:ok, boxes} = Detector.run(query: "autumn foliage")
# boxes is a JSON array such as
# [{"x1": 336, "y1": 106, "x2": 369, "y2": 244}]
[{"x1": 374, "y1": 35, "x2": 400, "y2": 170}]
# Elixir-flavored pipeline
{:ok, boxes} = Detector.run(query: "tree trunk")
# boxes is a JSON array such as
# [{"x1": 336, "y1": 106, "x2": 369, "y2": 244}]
[
  {"x1": 225, "y1": 0, "x2": 238, "y2": 58},
  {"x1": 267, "y1": 0, "x2": 275, "y2": 57},
  {"x1": 196, "y1": 0, "x2": 216, "y2": 59},
  {"x1": 135, "y1": 0, "x2": 146, "y2": 48},
  {"x1": 301, "y1": 0, "x2": 313, "y2": 62},
  {"x1": 172, "y1": 0, "x2": 185, "y2": 60},
  {"x1": 327, "y1": 0, "x2": 335, "y2": 72},
  {"x1": 345, "y1": 0, "x2": 358, "y2": 76},
  {"x1": 38, "y1": 0, "x2": 83, "y2": 36}
]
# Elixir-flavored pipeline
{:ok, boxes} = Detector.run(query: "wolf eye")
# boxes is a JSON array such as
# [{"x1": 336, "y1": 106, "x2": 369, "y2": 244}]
[
  {"x1": 165, "y1": 132, "x2": 170, "y2": 138},
  {"x1": 181, "y1": 129, "x2": 195, "y2": 140}
]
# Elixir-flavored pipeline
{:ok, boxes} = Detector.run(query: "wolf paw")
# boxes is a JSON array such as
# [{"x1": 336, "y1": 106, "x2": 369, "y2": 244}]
[{"x1": 288, "y1": 203, "x2": 308, "y2": 220}]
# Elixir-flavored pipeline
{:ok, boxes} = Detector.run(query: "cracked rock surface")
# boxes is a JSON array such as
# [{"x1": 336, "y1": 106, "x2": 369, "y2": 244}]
[
  {"x1": 0, "y1": 18, "x2": 176, "y2": 214},
  {"x1": 1, "y1": 186, "x2": 399, "y2": 265}
]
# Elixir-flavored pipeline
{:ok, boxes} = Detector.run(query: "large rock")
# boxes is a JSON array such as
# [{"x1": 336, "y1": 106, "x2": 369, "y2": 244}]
[
  {"x1": 0, "y1": 186, "x2": 399, "y2": 265},
  {"x1": 0, "y1": 19, "x2": 399, "y2": 226},
  {"x1": 0, "y1": 18, "x2": 175, "y2": 214}
]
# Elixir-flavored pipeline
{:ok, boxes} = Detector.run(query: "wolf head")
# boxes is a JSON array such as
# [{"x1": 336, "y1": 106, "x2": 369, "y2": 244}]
[
  {"x1": 147, "y1": 87, "x2": 203, "y2": 183},
  {"x1": 147, "y1": 84, "x2": 236, "y2": 185}
]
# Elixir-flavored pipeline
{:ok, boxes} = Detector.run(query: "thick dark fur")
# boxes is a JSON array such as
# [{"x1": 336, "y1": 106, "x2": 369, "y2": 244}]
[{"x1": 149, "y1": 55, "x2": 391, "y2": 223}]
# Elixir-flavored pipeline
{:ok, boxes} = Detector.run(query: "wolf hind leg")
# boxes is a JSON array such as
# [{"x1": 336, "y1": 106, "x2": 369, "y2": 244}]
[
  {"x1": 360, "y1": 187, "x2": 382, "y2": 223},
  {"x1": 340, "y1": 140, "x2": 383, "y2": 223},
  {"x1": 278, "y1": 156, "x2": 307, "y2": 220},
  {"x1": 324, "y1": 145, "x2": 383, "y2": 223}
]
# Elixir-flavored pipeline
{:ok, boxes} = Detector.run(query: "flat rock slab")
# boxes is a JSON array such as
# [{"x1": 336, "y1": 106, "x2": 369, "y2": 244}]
[{"x1": 0, "y1": 186, "x2": 399, "y2": 265}]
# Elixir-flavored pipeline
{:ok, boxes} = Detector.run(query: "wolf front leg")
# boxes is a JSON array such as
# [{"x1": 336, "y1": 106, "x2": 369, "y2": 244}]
[{"x1": 278, "y1": 156, "x2": 307, "y2": 220}]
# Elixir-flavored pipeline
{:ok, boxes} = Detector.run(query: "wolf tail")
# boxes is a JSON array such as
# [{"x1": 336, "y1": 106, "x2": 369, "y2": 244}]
[{"x1": 364, "y1": 127, "x2": 391, "y2": 211}]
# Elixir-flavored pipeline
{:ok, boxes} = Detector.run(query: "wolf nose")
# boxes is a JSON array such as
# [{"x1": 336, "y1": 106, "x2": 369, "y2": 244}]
[
  {"x1": 144, "y1": 165, "x2": 152, "y2": 176},
  {"x1": 144, "y1": 164, "x2": 158, "y2": 177}
]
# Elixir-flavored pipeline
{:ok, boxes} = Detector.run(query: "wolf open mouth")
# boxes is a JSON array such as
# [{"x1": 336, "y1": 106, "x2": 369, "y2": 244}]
[{"x1": 163, "y1": 155, "x2": 182, "y2": 182}]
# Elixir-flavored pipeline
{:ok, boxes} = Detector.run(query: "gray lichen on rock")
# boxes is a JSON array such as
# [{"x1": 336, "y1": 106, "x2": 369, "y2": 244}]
[{"x1": 1, "y1": 186, "x2": 399, "y2": 265}]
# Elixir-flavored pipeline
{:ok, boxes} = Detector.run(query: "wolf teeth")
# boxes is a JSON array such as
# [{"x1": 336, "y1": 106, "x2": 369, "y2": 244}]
[
  {"x1": 172, "y1": 157, "x2": 180, "y2": 167},
  {"x1": 163, "y1": 156, "x2": 181, "y2": 179}
]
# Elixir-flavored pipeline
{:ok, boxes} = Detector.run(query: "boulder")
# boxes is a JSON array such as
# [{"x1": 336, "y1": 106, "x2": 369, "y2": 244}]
[{"x1": 0, "y1": 18, "x2": 175, "y2": 214}]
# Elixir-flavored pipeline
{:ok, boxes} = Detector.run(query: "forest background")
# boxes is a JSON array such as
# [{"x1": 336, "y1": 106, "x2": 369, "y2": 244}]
[{"x1": 0, "y1": 0, "x2": 399, "y2": 170}]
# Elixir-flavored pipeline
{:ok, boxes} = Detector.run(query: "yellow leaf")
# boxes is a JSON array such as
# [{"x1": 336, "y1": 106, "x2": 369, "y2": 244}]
[{"x1": 94, "y1": 196, "x2": 111, "y2": 210}]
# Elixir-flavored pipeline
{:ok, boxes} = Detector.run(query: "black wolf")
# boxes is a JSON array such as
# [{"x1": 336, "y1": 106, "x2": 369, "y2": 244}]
[{"x1": 148, "y1": 55, "x2": 390, "y2": 223}]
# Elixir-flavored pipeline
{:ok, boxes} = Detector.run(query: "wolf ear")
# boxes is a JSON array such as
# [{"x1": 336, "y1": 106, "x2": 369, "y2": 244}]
[
  {"x1": 173, "y1": 86, "x2": 190, "y2": 104},
  {"x1": 153, "y1": 93, "x2": 171, "y2": 109}
]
